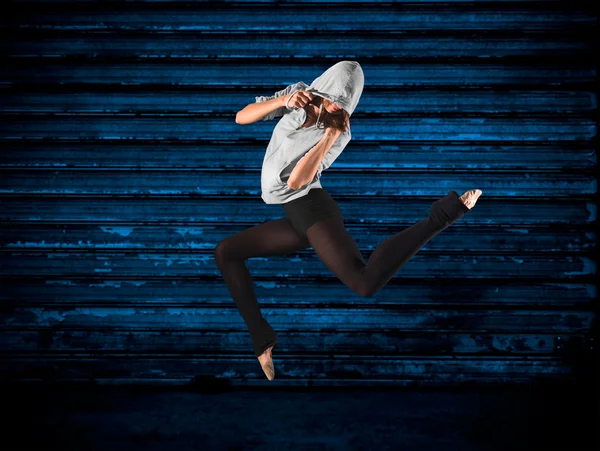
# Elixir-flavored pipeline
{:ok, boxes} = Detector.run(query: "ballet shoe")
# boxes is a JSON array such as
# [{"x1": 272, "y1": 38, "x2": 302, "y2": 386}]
[
  {"x1": 430, "y1": 189, "x2": 472, "y2": 227},
  {"x1": 459, "y1": 189, "x2": 483, "y2": 210},
  {"x1": 257, "y1": 344, "x2": 276, "y2": 381}
]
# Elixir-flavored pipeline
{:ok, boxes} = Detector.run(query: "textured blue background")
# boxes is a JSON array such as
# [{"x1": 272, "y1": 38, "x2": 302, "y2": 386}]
[{"x1": 0, "y1": 0, "x2": 597, "y2": 387}]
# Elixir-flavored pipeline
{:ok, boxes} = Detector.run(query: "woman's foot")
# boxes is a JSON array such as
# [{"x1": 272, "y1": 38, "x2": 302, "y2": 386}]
[
  {"x1": 258, "y1": 345, "x2": 275, "y2": 381},
  {"x1": 458, "y1": 189, "x2": 483, "y2": 210},
  {"x1": 430, "y1": 189, "x2": 470, "y2": 227}
]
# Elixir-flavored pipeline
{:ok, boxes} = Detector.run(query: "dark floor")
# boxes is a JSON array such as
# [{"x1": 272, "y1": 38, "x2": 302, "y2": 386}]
[{"x1": 2, "y1": 382, "x2": 596, "y2": 451}]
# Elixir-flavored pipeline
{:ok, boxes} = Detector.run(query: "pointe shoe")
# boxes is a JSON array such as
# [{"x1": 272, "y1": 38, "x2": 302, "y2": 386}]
[
  {"x1": 258, "y1": 345, "x2": 275, "y2": 381},
  {"x1": 458, "y1": 189, "x2": 483, "y2": 210}
]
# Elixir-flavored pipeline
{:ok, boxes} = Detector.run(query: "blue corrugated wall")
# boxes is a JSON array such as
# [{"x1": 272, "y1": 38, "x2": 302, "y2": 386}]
[{"x1": 0, "y1": 0, "x2": 597, "y2": 386}]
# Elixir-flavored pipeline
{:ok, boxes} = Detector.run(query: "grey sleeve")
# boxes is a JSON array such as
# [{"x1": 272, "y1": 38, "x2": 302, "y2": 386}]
[{"x1": 254, "y1": 81, "x2": 309, "y2": 121}]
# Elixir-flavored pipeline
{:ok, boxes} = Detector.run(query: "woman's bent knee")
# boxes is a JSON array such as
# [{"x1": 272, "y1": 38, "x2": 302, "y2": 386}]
[
  {"x1": 349, "y1": 279, "x2": 376, "y2": 298},
  {"x1": 359, "y1": 285, "x2": 376, "y2": 298},
  {"x1": 214, "y1": 239, "x2": 235, "y2": 268}
]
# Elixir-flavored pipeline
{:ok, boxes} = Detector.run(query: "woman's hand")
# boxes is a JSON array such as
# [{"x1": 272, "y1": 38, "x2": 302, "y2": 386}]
[{"x1": 286, "y1": 90, "x2": 314, "y2": 109}]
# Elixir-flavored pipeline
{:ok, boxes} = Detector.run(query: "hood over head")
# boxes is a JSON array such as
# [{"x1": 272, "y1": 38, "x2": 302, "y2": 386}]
[{"x1": 305, "y1": 61, "x2": 364, "y2": 117}]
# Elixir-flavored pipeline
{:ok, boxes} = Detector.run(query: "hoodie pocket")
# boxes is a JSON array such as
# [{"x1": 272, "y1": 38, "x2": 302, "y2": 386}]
[
  {"x1": 276, "y1": 167, "x2": 284, "y2": 185},
  {"x1": 275, "y1": 159, "x2": 290, "y2": 186},
  {"x1": 267, "y1": 155, "x2": 289, "y2": 192}
]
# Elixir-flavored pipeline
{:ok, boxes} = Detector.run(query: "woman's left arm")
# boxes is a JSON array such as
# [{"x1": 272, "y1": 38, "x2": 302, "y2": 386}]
[{"x1": 287, "y1": 128, "x2": 344, "y2": 190}]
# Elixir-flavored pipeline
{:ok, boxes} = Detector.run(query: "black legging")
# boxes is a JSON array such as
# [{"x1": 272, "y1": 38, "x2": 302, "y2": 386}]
[{"x1": 214, "y1": 190, "x2": 471, "y2": 357}]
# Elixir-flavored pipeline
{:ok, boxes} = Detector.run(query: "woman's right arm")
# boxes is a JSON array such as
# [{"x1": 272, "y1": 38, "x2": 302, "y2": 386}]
[
  {"x1": 235, "y1": 81, "x2": 309, "y2": 124},
  {"x1": 235, "y1": 95, "x2": 289, "y2": 125}
]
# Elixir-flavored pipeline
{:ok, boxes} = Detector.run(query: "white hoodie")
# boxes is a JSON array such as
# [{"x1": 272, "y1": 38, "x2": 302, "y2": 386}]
[{"x1": 255, "y1": 61, "x2": 365, "y2": 204}]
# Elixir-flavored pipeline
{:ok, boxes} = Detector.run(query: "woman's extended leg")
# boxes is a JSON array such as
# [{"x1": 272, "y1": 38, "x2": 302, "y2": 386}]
[
  {"x1": 214, "y1": 217, "x2": 311, "y2": 357},
  {"x1": 305, "y1": 190, "x2": 472, "y2": 298}
]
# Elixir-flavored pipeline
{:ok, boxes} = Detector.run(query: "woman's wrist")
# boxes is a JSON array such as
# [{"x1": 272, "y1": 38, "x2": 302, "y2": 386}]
[{"x1": 284, "y1": 92, "x2": 295, "y2": 109}]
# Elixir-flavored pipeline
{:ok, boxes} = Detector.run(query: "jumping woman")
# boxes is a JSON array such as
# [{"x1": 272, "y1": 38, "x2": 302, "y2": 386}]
[{"x1": 215, "y1": 61, "x2": 482, "y2": 380}]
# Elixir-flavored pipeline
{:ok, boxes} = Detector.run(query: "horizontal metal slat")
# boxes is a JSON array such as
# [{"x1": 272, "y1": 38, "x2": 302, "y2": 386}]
[
  {"x1": 1, "y1": 225, "x2": 595, "y2": 253},
  {"x1": 1, "y1": 89, "x2": 596, "y2": 114},
  {"x1": 0, "y1": 252, "x2": 595, "y2": 278},
  {"x1": 3, "y1": 61, "x2": 595, "y2": 86},
  {"x1": 0, "y1": 330, "x2": 585, "y2": 355},
  {"x1": 0, "y1": 116, "x2": 595, "y2": 140},
  {"x1": 0, "y1": 355, "x2": 577, "y2": 386},
  {"x1": 1, "y1": 279, "x2": 593, "y2": 307},
  {"x1": 0, "y1": 142, "x2": 595, "y2": 170},
  {"x1": 0, "y1": 197, "x2": 593, "y2": 224},
  {"x1": 0, "y1": 171, "x2": 595, "y2": 196},
  {"x1": 1, "y1": 307, "x2": 593, "y2": 332},
  {"x1": 8, "y1": 7, "x2": 596, "y2": 32},
  {"x1": 2, "y1": 34, "x2": 594, "y2": 59}
]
